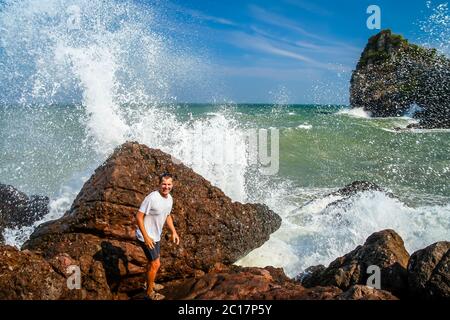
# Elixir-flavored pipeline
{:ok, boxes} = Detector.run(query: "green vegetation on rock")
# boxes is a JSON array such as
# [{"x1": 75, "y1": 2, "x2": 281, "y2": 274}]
[{"x1": 351, "y1": 30, "x2": 450, "y2": 128}]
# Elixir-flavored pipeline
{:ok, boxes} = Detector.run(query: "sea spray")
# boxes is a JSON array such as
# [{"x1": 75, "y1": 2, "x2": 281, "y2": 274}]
[
  {"x1": 0, "y1": 0, "x2": 260, "y2": 245},
  {"x1": 237, "y1": 190, "x2": 450, "y2": 277},
  {"x1": 420, "y1": 1, "x2": 450, "y2": 56}
]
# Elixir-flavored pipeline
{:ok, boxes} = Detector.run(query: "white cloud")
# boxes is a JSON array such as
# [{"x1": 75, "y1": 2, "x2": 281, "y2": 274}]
[
  {"x1": 228, "y1": 31, "x2": 352, "y2": 72},
  {"x1": 248, "y1": 4, "x2": 360, "y2": 53},
  {"x1": 283, "y1": 0, "x2": 332, "y2": 16},
  {"x1": 166, "y1": 2, "x2": 238, "y2": 27}
]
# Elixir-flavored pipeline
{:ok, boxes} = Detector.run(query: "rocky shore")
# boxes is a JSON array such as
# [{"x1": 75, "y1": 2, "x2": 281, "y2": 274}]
[
  {"x1": 0, "y1": 184, "x2": 48, "y2": 243},
  {"x1": 350, "y1": 29, "x2": 450, "y2": 129},
  {"x1": 0, "y1": 142, "x2": 448, "y2": 300}
]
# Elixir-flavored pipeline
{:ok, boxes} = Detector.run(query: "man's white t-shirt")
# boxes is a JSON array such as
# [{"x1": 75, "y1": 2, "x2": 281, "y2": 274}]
[{"x1": 136, "y1": 190, "x2": 173, "y2": 242}]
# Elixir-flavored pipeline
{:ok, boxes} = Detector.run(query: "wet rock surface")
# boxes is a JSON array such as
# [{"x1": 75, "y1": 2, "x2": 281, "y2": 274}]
[
  {"x1": 300, "y1": 229, "x2": 410, "y2": 297},
  {"x1": 0, "y1": 183, "x2": 49, "y2": 243}
]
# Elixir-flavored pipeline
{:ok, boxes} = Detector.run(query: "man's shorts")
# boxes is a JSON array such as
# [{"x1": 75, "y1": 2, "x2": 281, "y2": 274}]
[{"x1": 139, "y1": 241, "x2": 160, "y2": 261}]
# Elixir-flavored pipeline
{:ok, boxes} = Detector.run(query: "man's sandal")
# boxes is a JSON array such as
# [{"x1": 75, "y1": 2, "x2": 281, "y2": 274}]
[
  {"x1": 153, "y1": 283, "x2": 164, "y2": 291},
  {"x1": 145, "y1": 283, "x2": 165, "y2": 291},
  {"x1": 145, "y1": 291, "x2": 165, "y2": 300}
]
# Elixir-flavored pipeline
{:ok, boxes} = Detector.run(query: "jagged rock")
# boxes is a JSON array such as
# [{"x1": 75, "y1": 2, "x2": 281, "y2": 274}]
[
  {"x1": 0, "y1": 184, "x2": 49, "y2": 242},
  {"x1": 298, "y1": 265, "x2": 327, "y2": 288},
  {"x1": 0, "y1": 245, "x2": 67, "y2": 299},
  {"x1": 158, "y1": 265, "x2": 331, "y2": 300},
  {"x1": 323, "y1": 181, "x2": 394, "y2": 212},
  {"x1": 408, "y1": 241, "x2": 450, "y2": 300},
  {"x1": 337, "y1": 285, "x2": 398, "y2": 300},
  {"x1": 300, "y1": 230, "x2": 410, "y2": 297},
  {"x1": 350, "y1": 29, "x2": 450, "y2": 128},
  {"x1": 331, "y1": 181, "x2": 387, "y2": 197},
  {"x1": 156, "y1": 265, "x2": 396, "y2": 300},
  {"x1": 23, "y1": 142, "x2": 281, "y2": 298}
]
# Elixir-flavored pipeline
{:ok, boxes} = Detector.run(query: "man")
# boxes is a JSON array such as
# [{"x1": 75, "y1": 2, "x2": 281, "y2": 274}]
[{"x1": 136, "y1": 172, "x2": 180, "y2": 300}]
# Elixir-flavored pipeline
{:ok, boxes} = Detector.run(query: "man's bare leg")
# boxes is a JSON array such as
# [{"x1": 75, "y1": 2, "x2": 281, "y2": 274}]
[{"x1": 146, "y1": 257, "x2": 160, "y2": 296}]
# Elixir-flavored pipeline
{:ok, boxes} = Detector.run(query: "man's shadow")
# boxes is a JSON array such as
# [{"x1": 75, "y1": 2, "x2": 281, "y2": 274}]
[{"x1": 93, "y1": 241, "x2": 129, "y2": 293}]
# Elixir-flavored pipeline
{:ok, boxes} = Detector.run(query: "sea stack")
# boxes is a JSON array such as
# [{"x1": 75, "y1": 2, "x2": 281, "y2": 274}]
[{"x1": 350, "y1": 29, "x2": 450, "y2": 128}]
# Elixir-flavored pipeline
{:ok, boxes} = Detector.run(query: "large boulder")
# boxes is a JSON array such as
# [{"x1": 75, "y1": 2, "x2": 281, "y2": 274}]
[
  {"x1": 0, "y1": 245, "x2": 67, "y2": 299},
  {"x1": 300, "y1": 230, "x2": 410, "y2": 297},
  {"x1": 23, "y1": 141, "x2": 281, "y2": 298},
  {"x1": 336, "y1": 285, "x2": 398, "y2": 300},
  {"x1": 0, "y1": 184, "x2": 49, "y2": 243},
  {"x1": 407, "y1": 241, "x2": 450, "y2": 300},
  {"x1": 157, "y1": 265, "x2": 396, "y2": 300},
  {"x1": 350, "y1": 29, "x2": 450, "y2": 128}
]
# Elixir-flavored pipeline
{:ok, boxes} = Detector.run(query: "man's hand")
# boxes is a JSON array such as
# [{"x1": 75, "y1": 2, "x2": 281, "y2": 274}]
[
  {"x1": 145, "y1": 237, "x2": 155, "y2": 249},
  {"x1": 170, "y1": 231, "x2": 180, "y2": 245},
  {"x1": 166, "y1": 214, "x2": 180, "y2": 245}
]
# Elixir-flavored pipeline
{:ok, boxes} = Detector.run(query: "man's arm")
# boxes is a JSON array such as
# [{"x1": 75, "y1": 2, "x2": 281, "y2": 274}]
[
  {"x1": 136, "y1": 210, "x2": 155, "y2": 249},
  {"x1": 166, "y1": 214, "x2": 180, "y2": 245}
]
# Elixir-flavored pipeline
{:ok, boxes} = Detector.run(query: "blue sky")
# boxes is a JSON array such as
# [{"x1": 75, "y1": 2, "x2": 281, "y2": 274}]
[
  {"x1": 0, "y1": 0, "x2": 444, "y2": 105},
  {"x1": 157, "y1": 0, "x2": 443, "y2": 104}
]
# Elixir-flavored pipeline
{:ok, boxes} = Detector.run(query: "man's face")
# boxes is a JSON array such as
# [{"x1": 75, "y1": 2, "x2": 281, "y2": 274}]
[{"x1": 159, "y1": 177, "x2": 173, "y2": 196}]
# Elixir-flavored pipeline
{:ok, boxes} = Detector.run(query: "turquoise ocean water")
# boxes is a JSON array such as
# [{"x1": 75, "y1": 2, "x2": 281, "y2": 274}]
[{"x1": 1, "y1": 103, "x2": 449, "y2": 276}]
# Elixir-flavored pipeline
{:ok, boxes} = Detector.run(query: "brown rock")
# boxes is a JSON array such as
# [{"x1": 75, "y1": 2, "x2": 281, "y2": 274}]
[
  {"x1": 300, "y1": 229, "x2": 410, "y2": 297},
  {"x1": 337, "y1": 285, "x2": 398, "y2": 300},
  {"x1": 157, "y1": 266, "x2": 396, "y2": 300},
  {"x1": 407, "y1": 241, "x2": 450, "y2": 300},
  {"x1": 0, "y1": 245, "x2": 66, "y2": 299},
  {"x1": 23, "y1": 141, "x2": 281, "y2": 298},
  {"x1": 158, "y1": 265, "x2": 339, "y2": 300}
]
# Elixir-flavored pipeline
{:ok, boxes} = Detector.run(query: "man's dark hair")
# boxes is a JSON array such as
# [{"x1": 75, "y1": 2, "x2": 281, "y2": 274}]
[{"x1": 159, "y1": 172, "x2": 173, "y2": 183}]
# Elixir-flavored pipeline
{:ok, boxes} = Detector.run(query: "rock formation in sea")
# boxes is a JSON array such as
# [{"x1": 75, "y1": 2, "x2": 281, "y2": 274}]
[
  {"x1": 299, "y1": 229, "x2": 410, "y2": 298},
  {"x1": 350, "y1": 29, "x2": 450, "y2": 128},
  {"x1": 0, "y1": 183, "x2": 49, "y2": 243}
]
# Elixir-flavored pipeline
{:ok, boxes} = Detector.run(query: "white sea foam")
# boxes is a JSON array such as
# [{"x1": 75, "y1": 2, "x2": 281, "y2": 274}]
[
  {"x1": 297, "y1": 123, "x2": 313, "y2": 130},
  {"x1": 337, "y1": 107, "x2": 372, "y2": 118},
  {"x1": 238, "y1": 190, "x2": 450, "y2": 277},
  {"x1": 403, "y1": 103, "x2": 424, "y2": 118},
  {"x1": 381, "y1": 126, "x2": 450, "y2": 134}
]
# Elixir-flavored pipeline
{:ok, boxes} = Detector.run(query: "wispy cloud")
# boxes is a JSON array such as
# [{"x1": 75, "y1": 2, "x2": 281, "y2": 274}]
[
  {"x1": 248, "y1": 5, "x2": 360, "y2": 53},
  {"x1": 182, "y1": 7, "x2": 238, "y2": 26},
  {"x1": 228, "y1": 31, "x2": 352, "y2": 72},
  {"x1": 294, "y1": 40, "x2": 323, "y2": 50},
  {"x1": 249, "y1": 4, "x2": 323, "y2": 40},
  {"x1": 166, "y1": 2, "x2": 238, "y2": 27},
  {"x1": 283, "y1": 0, "x2": 332, "y2": 16},
  {"x1": 249, "y1": 25, "x2": 357, "y2": 57}
]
